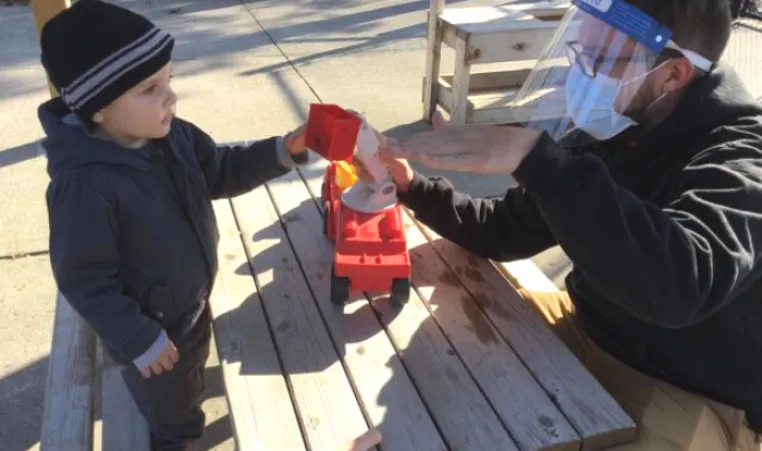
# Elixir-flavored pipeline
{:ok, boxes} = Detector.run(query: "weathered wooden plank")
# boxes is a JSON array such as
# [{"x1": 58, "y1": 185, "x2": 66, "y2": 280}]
[
  {"x1": 230, "y1": 186, "x2": 369, "y2": 451},
  {"x1": 451, "y1": 36, "x2": 472, "y2": 125},
  {"x1": 498, "y1": 259, "x2": 559, "y2": 293},
  {"x1": 422, "y1": 0, "x2": 445, "y2": 120},
  {"x1": 435, "y1": 81, "x2": 566, "y2": 126},
  {"x1": 98, "y1": 343, "x2": 150, "y2": 451},
  {"x1": 440, "y1": 11, "x2": 560, "y2": 65},
  {"x1": 414, "y1": 221, "x2": 637, "y2": 450},
  {"x1": 439, "y1": 61, "x2": 535, "y2": 92},
  {"x1": 496, "y1": 0, "x2": 571, "y2": 17},
  {"x1": 435, "y1": 79, "x2": 454, "y2": 114},
  {"x1": 298, "y1": 156, "x2": 519, "y2": 451},
  {"x1": 397, "y1": 213, "x2": 580, "y2": 450},
  {"x1": 40, "y1": 293, "x2": 96, "y2": 451},
  {"x1": 265, "y1": 165, "x2": 446, "y2": 451},
  {"x1": 440, "y1": 7, "x2": 556, "y2": 35},
  {"x1": 209, "y1": 199, "x2": 306, "y2": 451}
]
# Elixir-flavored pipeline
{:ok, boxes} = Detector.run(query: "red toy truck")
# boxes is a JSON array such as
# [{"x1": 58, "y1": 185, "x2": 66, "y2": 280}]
[{"x1": 307, "y1": 104, "x2": 411, "y2": 306}]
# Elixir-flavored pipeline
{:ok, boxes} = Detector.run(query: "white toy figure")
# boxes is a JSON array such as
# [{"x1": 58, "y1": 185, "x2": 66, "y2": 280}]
[{"x1": 340, "y1": 117, "x2": 398, "y2": 213}]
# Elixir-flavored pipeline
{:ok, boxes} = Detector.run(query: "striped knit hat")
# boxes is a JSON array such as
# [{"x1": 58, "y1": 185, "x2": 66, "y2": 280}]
[{"x1": 40, "y1": 0, "x2": 174, "y2": 121}]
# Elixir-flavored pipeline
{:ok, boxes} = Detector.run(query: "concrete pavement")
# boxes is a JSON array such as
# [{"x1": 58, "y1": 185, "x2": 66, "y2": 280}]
[{"x1": 1, "y1": 1, "x2": 761, "y2": 449}]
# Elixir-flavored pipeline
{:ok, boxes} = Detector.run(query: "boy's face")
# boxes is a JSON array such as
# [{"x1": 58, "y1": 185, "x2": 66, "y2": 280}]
[{"x1": 92, "y1": 63, "x2": 176, "y2": 145}]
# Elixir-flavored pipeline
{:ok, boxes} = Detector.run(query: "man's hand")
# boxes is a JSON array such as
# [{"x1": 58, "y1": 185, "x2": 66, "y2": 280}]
[
  {"x1": 285, "y1": 124, "x2": 307, "y2": 156},
  {"x1": 139, "y1": 340, "x2": 179, "y2": 378},
  {"x1": 384, "y1": 111, "x2": 542, "y2": 175},
  {"x1": 353, "y1": 112, "x2": 450, "y2": 192},
  {"x1": 352, "y1": 148, "x2": 415, "y2": 193}
]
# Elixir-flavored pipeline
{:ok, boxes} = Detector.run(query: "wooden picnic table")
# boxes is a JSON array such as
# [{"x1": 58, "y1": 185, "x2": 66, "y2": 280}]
[{"x1": 208, "y1": 153, "x2": 636, "y2": 451}]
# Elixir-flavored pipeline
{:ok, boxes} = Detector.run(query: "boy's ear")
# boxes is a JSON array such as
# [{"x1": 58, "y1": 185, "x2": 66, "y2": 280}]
[{"x1": 91, "y1": 110, "x2": 105, "y2": 124}]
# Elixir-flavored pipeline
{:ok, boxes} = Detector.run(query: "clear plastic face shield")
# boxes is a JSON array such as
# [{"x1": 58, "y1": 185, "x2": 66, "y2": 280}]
[{"x1": 510, "y1": 0, "x2": 712, "y2": 146}]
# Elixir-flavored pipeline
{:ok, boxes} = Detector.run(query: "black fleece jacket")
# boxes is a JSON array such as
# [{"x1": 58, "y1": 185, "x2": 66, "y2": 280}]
[
  {"x1": 40, "y1": 98, "x2": 307, "y2": 366},
  {"x1": 400, "y1": 62, "x2": 762, "y2": 430}
]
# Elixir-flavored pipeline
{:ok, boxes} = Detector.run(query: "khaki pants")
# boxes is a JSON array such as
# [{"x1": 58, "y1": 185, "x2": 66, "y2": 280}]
[{"x1": 517, "y1": 289, "x2": 761, "y2": 451}]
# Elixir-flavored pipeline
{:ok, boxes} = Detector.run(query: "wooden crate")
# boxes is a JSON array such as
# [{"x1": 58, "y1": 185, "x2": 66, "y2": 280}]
[{"x1": 422, "y1": 0, "x2": 570, "y2": 125}]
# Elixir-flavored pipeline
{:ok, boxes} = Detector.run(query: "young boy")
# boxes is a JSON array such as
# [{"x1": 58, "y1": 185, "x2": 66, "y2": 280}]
[{"x1": 38, "y1": 1, "x2": 309, "y2": 449}]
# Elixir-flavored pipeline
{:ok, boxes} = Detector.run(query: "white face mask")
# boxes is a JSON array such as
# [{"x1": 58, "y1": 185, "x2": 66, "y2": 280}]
[
  {"x1": 564, "y1": 64, "x2": 667, "y2": 140},
  {"x1": 564, "y1": 65, "x2": 636, "y2": 140}
]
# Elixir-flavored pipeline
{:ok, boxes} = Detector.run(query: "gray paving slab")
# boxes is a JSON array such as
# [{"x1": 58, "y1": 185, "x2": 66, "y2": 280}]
[
  {"x1": 0, "y1": 14, "x2": 51, "y2": 259},
  {"x1": 0, "y1": 5, "x2": 43, "y2": 71},
  {"x1": 0, "y1": 148, "x2": 49, "y2": 258},
  {"x1": 0, "y1": 17, "x2": 49, "y2": 148},
  {"x1": 239, "y1": 0, "x2": 505, "y2": 57},
  {"x1": 0, "y1": 255, "x2": 56, "y2": 451},
  {"x1": 118, "y1": 0, "x2": 284, "y2": 61},
  {"x1": 240, "y1": 0, "x2": 434, "y2": 55},
  {"x1": 0, "y1": 7, "x2": 59, "y2": 258},
  {"x1": 171, "y1": 56, "x2": 313, "y2": 139}
]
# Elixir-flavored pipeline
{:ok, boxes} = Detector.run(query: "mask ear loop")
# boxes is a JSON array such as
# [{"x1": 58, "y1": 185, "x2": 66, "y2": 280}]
[{"x1": 614, "y1": 60, "x2": 670, "y2": 120}]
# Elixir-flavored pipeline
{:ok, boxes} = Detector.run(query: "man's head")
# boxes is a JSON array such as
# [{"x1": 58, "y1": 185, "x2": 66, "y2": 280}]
[
  {"x1": 40, "y1": 0, "x2": 176, "y2": 145},
  {"x1": 554, "y1": 0, "x2": 732, "y2": 141},
  {"x1": 616, "y1": 0, "x2": 732, "y2": 119}
]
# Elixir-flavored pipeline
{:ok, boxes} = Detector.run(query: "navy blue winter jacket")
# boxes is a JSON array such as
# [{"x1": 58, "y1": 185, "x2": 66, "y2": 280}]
[{"x1": 40, "y1": 98, "x2": 307, "y2": 366}]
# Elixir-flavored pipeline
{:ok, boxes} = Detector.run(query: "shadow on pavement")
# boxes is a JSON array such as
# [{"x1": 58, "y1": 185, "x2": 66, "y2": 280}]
[
  {"x1": 0, "y1": 141, "x2": 42, "y2": 170},
  {"x1": 0, "y1": 354, "x2": 232, "y2": 451},
  {"x1": 0, "y1": 356, "x2": 48, "y2": 451}
]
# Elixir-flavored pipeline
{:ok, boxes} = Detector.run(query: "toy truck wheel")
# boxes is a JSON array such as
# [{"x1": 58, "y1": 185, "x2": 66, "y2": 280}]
[
  {"x1": 330, "y1": 265, "x2": 350, "y2": 305},
  {"x1": 390, "y1": 278, "x2": 410, "y2": 306}
]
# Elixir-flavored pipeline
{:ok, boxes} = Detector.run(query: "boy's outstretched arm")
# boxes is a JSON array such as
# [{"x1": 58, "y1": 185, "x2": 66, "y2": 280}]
[
  {"x1": 187, "y1": 121, "x2": 309, "y2": 199},
  {"x1": 47, "y1": 179, "x2": 167, "y2": 368}
]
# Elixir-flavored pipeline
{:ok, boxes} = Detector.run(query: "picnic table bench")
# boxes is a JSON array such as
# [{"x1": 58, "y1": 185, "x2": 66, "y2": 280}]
[
  {"x1": 40, "y1": 293, "x2": 150, "y2": 450},
  {"x1": 40, "y1": 152, "x2": 636, "y2": 450}
]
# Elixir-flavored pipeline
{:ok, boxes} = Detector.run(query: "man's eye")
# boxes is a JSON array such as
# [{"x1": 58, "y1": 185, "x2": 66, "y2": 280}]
[{"x1": 144, "y1": 85, "x2": 156, "y2": 94}]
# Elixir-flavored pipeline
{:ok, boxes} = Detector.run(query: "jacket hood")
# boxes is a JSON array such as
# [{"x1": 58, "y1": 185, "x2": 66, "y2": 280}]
[
  {"x1": 38, "y1": 98, "x2": 155, "y2": 178},
  {"x1": 658, "y1": 61, "x2": 762, "y2": 136}
]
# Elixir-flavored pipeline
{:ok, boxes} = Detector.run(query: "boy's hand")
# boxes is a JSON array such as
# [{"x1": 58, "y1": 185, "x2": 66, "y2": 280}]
[
  {"x1": 139, "y1": 340, "x2": 179, "y2": 378},
  {"x1": 285, "y1": 124, "x2": 307, "y2": 156}
]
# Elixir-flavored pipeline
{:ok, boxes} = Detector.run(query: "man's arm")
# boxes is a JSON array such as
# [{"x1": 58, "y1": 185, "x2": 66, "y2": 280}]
[
  {"x1": 47, "y1": 179, "x2": 166, "y2": 365},
  {"x1": 398, "y1": 173, "x2": 558, "y2": 261},
  {"x1": 189, "y1": 122, "x2": 308, "y2": 199},
  {"x1": 513, "y1": 132, "x2": 762, "y2": 327}
]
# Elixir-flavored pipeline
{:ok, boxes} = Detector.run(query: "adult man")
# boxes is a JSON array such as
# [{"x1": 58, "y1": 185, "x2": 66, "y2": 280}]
[{"x1": 361, "y1": 0, "x2": 762, "y2": 449}]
